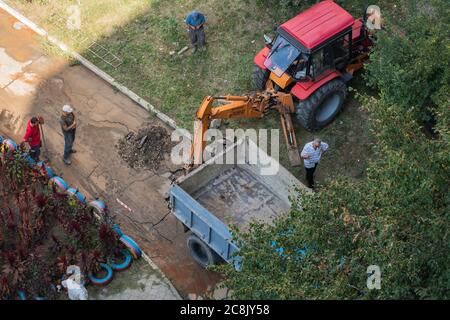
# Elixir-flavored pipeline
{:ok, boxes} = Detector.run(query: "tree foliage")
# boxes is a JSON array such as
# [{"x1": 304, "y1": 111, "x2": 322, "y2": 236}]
[
  {"x1": 364, "y1": 0, "x2": 450, "y2": 122},
  {"x1": 217, "y1": 0, "x2": 450, "y2": 299}
]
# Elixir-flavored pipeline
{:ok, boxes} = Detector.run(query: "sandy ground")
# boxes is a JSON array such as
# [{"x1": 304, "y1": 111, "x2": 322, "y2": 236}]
[{"x1": 0, "y1": 9, "x2": 221, "y2": 299}]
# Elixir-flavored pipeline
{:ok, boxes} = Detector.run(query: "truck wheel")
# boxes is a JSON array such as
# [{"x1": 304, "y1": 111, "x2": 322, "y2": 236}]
[
  {"x1": 295, "y1": 79, "x2": 347, "y2": 131},
  {"x1": 251, "y1": 65, "x2": 269, "y2": 91},
  {"x1": 187, "y1": 234, "x2": 221, "y2": 268}
]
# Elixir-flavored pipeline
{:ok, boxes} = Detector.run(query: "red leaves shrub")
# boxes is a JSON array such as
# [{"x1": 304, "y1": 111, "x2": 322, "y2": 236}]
[{"x1": 0, "y1": 149, "x2": 120, "y2": 299}]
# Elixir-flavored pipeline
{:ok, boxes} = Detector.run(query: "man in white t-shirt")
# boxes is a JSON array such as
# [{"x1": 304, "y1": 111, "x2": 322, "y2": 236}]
[{"x1": 300, "y1": 138, "x2": 329, "y2": 189}]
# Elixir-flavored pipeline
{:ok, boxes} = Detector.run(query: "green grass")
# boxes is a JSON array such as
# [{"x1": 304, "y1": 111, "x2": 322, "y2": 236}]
[{"x1": 7, "y1": 0, "x2": 378, "y2": 184}]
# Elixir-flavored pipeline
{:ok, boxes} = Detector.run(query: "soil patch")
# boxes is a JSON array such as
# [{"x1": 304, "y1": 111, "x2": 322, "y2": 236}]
[{"x1": 117, "y1": 125, "x2": 172, "y2": 171}]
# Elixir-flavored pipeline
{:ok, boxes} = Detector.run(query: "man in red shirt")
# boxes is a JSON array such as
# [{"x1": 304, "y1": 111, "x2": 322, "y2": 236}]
[{"x1": 22, "y1": 116, "x2": 42, "y2": 161}]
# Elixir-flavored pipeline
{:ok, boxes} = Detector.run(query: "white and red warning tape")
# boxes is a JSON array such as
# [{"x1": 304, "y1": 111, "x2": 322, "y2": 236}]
[{"x1": 116, "y1": 198, "x2": 133, "y2": 213}]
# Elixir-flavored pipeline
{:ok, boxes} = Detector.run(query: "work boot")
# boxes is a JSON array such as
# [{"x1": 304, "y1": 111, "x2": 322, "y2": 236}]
[
  {"x1": 191, "y1": 46, "x2": 197, "y2": 54},
  {"x1": 70, "y1": 149, "x2": 77, "y2": 154},
  {"x1": 63, "y1": 158, "x2": 72, "y2": 165}
]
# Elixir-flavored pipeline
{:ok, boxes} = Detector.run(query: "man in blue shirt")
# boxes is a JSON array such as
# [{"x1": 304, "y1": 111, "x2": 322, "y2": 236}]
[{"x1": 185, "y1": 11, "x2": 206, "y2": 53}]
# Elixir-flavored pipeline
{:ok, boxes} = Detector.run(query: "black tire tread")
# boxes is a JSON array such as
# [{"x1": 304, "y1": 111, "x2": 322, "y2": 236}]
[
  {"x1": 187, "y1": 234, "x2": 220, "y2": 268},
  {"x1": 295, "y1": 79, "x2": 347, "y2": 131},
  {"x1": 251, "y1": 64, "x2": 269, "y2": 91}
]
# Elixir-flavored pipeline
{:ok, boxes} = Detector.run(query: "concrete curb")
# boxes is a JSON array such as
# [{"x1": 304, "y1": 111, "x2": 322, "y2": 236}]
[
  {"x1": 0, "y1": 1, "x2": 183, "y2": 300},
  {"x1": 141, "y1": 252, "x2": 182, "y2": 299},
  {"x1": 0, "y1": 0, "x2": 181, "y2": 132}
]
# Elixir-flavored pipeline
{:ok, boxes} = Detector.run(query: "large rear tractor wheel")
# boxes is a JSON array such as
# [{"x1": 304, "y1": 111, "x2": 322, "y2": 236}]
[
  {"x1": 251, "y1": 65, "x2": 269, "y2": 91},
  {"x1": 295, "y1": 79, "x2": 347, "y2": 131}
]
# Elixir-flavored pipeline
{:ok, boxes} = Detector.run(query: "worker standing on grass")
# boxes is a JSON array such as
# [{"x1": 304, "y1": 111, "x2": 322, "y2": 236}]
[
  {"x1": 300, "y1": 138, "x2": 329, "y2": 189},
  {"x1": 22, "y1": 116, "x2": 42, "y2": 162},
  {"x1": 60, "y1": 105, "x2": 77, "y2": 166},
  {"x1": 185, "y1": 11, "x2": 206, "y2": 53}
]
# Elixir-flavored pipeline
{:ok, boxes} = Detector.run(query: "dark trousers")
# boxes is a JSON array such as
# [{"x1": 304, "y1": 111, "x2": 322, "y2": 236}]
[
  {"x1": 305, "y1": 164, "x2": 317, "y2": 189},
  {"x1": 188, "y1": 27, "x2": 206, "y2": 48},
  {"x1": 29, "y1": 143, "x2": 41, "y2": 162},
  {"x1": 63, "y1": 130, "x2": 76, "y2": 160}
]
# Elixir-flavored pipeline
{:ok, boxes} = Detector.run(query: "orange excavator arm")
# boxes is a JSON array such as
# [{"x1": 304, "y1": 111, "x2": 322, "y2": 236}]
[{"x1": 191, "y1": 90, "x2": 302, "y2": 167}]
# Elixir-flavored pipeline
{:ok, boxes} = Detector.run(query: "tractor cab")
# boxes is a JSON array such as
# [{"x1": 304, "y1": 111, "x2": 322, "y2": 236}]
[{"x1": 252, "y1": 0, "x2": 372, "y2": 131}]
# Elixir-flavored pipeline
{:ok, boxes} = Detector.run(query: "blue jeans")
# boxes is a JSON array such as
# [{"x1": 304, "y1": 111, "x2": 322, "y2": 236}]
[{"x1": 63, "y1": 130, "x2": 76, "y2": 160}]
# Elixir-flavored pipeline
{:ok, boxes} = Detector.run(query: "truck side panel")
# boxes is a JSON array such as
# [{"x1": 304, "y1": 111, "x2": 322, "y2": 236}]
[{"x1": 170, "y1": 185, "x2": 240, "y2": 265}]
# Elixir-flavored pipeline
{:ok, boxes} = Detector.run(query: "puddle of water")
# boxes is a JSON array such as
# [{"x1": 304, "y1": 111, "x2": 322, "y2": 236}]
[
  {"x1": 13, "y1": 21, "x2": 25, "y2": 30},
  {"x1": 0, "y1": 47, "x2": 37, "y2": 96}
]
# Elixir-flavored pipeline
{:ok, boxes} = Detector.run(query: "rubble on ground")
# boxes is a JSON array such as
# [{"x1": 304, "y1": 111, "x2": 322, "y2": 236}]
[{"x1": 117, "y1": 125, "x2": 171, "y2": 171}]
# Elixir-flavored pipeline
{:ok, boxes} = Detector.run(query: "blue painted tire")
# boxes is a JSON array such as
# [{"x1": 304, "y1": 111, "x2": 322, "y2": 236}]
[
  {"x1": 3, "y1": 139, "x2": 17, "y2": 153},
  {"x1": 49, "y1": 176, "x2": 69, "y2": 192},
  {"x1": 36, "y1": 161, "x2": 55, "y2": 178},
  {"x1": 88, "y1": 263, "x2": 113, "y2": 286},
  {"x1": 110, "y1": 249, "x2": 133, "y2": 271},
  {"x1": 120, "y1": 235, "x2": 142, "y2": 260},
  {"x1": 22, "y1": 152, "x2": 35, "y2": 166},
  {"x1": 113, "y1": 224, "x2": 124, "y2": 237},
  {"x1": 88, "y1": 200, "x2": 107, "y2": 215},
  {"x1": 0, "y1": 135, "x2": 3, "y2": 144},
  {"x1": 34, "y1": 296, "x2": 45, "y2": 300},
  {"x1": 66, "y1": 188, "x2": 87, "y2": 206},
  {"x1": 17, "y1": 291, "x2": 26, "y2": 300}
]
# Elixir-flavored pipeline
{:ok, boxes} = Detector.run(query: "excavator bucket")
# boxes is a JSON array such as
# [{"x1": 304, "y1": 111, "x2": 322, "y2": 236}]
[{"x1": 288, "y1": 147, "x2": 302, "y2": 167}]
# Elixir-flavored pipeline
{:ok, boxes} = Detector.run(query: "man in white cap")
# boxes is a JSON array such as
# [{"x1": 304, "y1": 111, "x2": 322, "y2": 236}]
[{"x1": 60, "y1": 104, "x2": 77, "y2": 165}]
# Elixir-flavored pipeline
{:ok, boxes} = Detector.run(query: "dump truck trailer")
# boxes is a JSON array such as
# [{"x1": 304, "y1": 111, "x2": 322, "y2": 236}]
[{"x1": 169, "y1": 139, "x2": 308, "y2": 270}]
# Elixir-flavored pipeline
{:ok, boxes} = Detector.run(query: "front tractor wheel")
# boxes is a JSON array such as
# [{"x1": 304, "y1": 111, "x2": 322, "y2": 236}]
[
  {"x1": 251, "y1": 64, "x2": 269, "y2": 91},
  {"x1": 295, "y1": 79, "x2": 347, "y2": 131}
]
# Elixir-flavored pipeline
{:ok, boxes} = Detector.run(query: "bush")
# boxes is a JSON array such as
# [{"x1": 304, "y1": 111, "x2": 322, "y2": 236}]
[
  {"x1": 0, "y1": 148, "x2": 120, "y2": 299},
  {"x1": 364, "y1": 0, "x2": 450, "y2": 123}
]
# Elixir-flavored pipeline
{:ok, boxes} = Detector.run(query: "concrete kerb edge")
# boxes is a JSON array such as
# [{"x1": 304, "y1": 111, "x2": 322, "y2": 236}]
[
  {"x1": 0, "y1": 1, "x2": 183, "y2": 299},
  {"x1": 0, "y1": 0, "x2": 184, "y2": 134},
  {"x1": 141, "y1": 252, "x2": 182, "y2": 299}
]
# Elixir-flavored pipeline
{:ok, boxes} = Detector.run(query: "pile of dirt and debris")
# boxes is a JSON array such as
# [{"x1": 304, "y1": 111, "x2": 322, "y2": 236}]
[{"x1": 117, "y1": 125, "x2": 172, "y2": 171}]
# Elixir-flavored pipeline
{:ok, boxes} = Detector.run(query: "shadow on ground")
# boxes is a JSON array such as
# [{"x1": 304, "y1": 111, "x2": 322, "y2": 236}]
[{"x1": 0, "y1": 8, "x2": 220, "y2": 299}]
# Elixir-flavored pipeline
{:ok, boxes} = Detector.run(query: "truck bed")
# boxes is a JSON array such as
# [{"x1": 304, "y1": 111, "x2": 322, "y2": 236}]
[
  {"x1": 170, "y1": 139, "x2": 308, "y2": 267},
  {"x1": 188, "y1": 165, "x2": 290, "y2": 231}
]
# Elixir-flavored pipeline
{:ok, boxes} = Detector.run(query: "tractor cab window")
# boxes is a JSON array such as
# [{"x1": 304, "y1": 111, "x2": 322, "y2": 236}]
[
  {"x1": 310, "y1": 46, "x2": 333, "y2": 79},
  {"x1": 292, "y1": 54, "x2": 309, "y2": 80},
  {"x1": 309, "y1": 32, "x2": 351, "y2": 79},
  {"x1": 264, "y1": 36, "x2": 301, "y2": 77},
  {"x1": 332, "y1": 33, "x2": 350, "y2": 70}
]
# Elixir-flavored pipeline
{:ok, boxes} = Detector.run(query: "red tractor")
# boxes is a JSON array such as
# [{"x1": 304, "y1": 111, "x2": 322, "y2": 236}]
[
  {"x1": 190, "y1": 1, "x2": 374, "y2": 167},
  {"x1": 252, "y1": 0, "x2": 372, "y2": 131}
]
